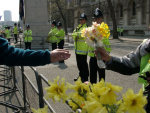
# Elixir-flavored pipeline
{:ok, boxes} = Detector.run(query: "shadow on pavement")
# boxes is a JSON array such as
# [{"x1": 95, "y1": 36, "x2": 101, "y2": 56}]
[{"x1": 58, "y1": 63, "x2": 68, "y2": 69}]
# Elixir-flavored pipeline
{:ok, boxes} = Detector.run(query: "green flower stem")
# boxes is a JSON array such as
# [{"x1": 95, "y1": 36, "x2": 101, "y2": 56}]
[{"x1": 71, "y1": 99, "x2": 82, "y2": 109}]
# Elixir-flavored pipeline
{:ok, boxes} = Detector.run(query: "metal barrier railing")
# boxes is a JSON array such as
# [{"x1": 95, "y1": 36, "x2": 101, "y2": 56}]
[
  {"x1": 0, "y1": 66, "x2": 24, "y2": 113},
  {"x1": 14, "y1": 66, "x2": 56, "y2": 113}
]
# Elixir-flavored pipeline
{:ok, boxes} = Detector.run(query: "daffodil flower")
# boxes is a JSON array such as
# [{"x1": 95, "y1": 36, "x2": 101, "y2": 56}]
[
  {"x1": 45, "y1": 76, "x2": 68, "y2": 102},
  {"x1": 122, "y1": 89, "x2": 147, "y2": 113},
  {"x1": 31, "y1": 106, "x2": 48, "y2": 113}
]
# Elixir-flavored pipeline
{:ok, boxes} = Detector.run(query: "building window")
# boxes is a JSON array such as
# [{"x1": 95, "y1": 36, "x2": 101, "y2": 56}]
[
  {"x1": 120, "y1": 5, "x2": 123, "y2": 17},
  {"x1": 132, "y1": 1, "x2": 136, "y2": 16}
]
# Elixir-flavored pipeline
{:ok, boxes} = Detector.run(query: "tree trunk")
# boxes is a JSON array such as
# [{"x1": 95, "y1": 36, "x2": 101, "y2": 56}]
[
  {"x1": 55, "y1": 0, "x2": 68, "y2": 35},
  {"x1": 107, "y1": 0, "x2": 118, "y2": 39}
]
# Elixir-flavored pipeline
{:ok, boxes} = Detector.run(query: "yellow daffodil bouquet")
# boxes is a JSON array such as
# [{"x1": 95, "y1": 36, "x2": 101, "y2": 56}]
[
  {"x1": 36, "y1": 77, "x2": 147, "y2": 113},
  {"x1": 81, "y1": 22, "x2": 111, "y2": 68}
]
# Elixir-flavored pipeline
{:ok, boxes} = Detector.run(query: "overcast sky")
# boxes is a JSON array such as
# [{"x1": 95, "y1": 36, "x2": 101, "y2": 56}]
[{"x1": 0, "y1": 0, "x2": 19, "y2": 21}]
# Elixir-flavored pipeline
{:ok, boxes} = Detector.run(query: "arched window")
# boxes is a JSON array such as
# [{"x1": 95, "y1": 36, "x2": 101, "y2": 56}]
[
  {"x1": 120, "y1": 5, "x2": 123, "y2": 17},
  {"x1": 132, "y1": 1, "x2": 136, "y2": 16}
]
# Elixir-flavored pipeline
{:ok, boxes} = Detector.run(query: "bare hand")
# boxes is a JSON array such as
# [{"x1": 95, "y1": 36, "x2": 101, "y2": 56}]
[
  {"x1": 50, "y1": 49, "x2": 71, "y2": 63},
  {"x1": 95, "y1": 47, "x2": 111, "y2": 62}
]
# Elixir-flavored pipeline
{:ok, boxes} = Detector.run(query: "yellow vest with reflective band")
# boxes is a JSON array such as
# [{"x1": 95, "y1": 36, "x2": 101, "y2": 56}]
[
  {"x1": 48, "y1": 27, "x2": 58, "y2": 43},
  {"x1": 72, "y1": 24, "x2": 88, "y2": 55},
  {"x1": 88, "y1": 46, "x2": 95, "y2": 57},
  {"x1": 24, "y1": 30, "x2": 32, "y2": 42},
  {"x1": 5, "y1": 29, "x2": 11, "y2": 39},
  {"x1": 13, "y1": 26, "x2": 18, "y2": 34},
  {"x1": 55, "y1": 28, "x2": 65, "y2": 43}
]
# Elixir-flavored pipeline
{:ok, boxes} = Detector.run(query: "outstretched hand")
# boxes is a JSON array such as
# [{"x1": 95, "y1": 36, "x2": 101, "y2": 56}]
[
  {"x1": 50, "y1": 49, "x2": 71, "y2": 63},
  {"x1": 95, "y1": 47, "x2": 111, "y2": 62}
]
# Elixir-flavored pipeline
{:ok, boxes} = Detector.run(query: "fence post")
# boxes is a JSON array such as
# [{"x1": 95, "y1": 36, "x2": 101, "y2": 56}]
[{"x1": 21, "y1": 66, "x2": 27, "y2": 110}]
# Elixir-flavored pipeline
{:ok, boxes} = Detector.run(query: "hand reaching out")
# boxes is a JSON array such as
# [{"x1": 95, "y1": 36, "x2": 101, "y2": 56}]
[{"x1": 50, "y1": 49, "x2": 71, "y2": 63}]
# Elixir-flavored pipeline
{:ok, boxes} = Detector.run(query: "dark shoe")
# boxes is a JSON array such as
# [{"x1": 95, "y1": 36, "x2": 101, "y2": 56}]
[
  {"x1": 59, "y1": 60, "x2": 64, "y2": 63},
  {"x1": 74, "y1": 76, "x2": 79, "y2": 81}
]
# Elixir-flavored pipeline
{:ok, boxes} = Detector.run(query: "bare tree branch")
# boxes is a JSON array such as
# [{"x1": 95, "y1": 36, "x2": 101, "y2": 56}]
[
  {"x1": 107, "y1": 0, "x2": 118, "y2": 39},
  {"x1": 55, "y1": 0, "x2": 68, "y2": 34}
]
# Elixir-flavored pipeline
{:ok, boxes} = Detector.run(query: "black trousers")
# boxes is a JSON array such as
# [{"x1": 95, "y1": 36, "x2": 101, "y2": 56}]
[
  {"x1": 76, "y1": 54, "x2": 89, "y2": 82},
  {"x1": 52, "y1": 43, "x2": 57, "y2": 50},
  {"x1": 58, "y1": 40, "x2": 64, "y2": 63},
  {"x1": 14, "y1": 34, "x2": 18, "y2": 43},
  {"x1": 89, "y1": 57, "x2": 105, "y2": 84},
  {"x1": 58, "y1": 40, "x2": 64, "y2": 49},
  {"x1": 25, "y1": 42, "x2": 31, "y2": 49}
]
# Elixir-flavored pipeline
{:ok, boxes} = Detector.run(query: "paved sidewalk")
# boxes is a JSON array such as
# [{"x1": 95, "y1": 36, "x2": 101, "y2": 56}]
[{"x1": 114, "y1": 35, "x2": 149, "y2": 42}]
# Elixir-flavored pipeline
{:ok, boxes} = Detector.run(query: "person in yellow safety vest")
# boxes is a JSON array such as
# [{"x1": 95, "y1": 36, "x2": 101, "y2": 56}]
[
  {"x1": 88, "y1": 8, "x2": 106, "y2": 84},
  {"x1": 5, "y1": 26, "x2": 11, "y2": 43},
  {"x1": 117, "y1": 27, "x2": 124, "y2": 36},
  {"x1": 13, "y1": 23, "x2": 18, "y2": 43},
  {"x1": 120, "y1": 27, "x2": 124, "y2": 36},
  {"x1": 23, "y1": 24, "x2": 32, "y2": 49},
  {"x1": 48, "y1": 20, "x2": 58, "y2": 50},
  {"x1": 72, "y1": 13, "x2": 89, "y2": 82},
  {"x1": 56, "y1": 21, "x2": 65, "y2": 63}
]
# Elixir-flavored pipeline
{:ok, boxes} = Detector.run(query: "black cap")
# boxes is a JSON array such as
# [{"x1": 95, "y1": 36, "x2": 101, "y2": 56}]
[
  {"x1": 57, "y1": 21, "x2": 62, "y2": 27},
  {"x1": 26, "y1": 24, "x2": 30, "y2": 28},
  {"x1": 79, "y1": 13, "x2": 87, "y2": 20},
  {"x1": 14, "y1": 23, "x2": 17, "y2": 26},
  {"x1": 93, "y1": 8, "x2": 103, "y2": 18},
  {"x1": 52, "y1": 20, "x2": 57, "y2": 26}
]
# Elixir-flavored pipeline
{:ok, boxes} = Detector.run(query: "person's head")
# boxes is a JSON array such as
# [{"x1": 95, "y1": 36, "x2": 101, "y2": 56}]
[
  {"x1": 14, "y1": 23, "x2": 17, "y2": 26},
  {"x1": 51, "y1": 20, "x2": 56, "y2": 27},
  {"x1": 93, "y1": 8, "x2": 103, "y2": 24},
  {"x1": 79, "y1": 13, "x2": 87, "y2": 25},
  {"x1": 57, "y1": 21, "x2": 62, "y2": 29},
  {"x1": 26, "y1": 24, "x2": 30, "y2": 30}
]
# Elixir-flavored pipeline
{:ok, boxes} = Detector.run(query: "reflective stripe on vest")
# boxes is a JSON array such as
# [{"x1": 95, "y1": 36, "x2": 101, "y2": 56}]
[
  {"x1": 76, "y1": 40, "x2": 85, "y2": 42},
  {"x1": 75, "y1": 49, "x2": 88, "y2": 54}
]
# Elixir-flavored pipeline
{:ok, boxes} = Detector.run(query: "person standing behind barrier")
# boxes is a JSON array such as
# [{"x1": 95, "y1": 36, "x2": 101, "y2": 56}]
[
  {"x1": 56, "y1": 21, "x2": 65, "y2": 63},
  {"x1": 72, "y1": 13, "x2": 89, "y2": 82},
  {"x1": 23, "y1": 24, "x2": 32, "y2": 49},
  {"x1": 48, "y1": 20, "x2": 58, "y2": 50},
  {"x1": 5, "y1": 26, "x2": 11, "y2": 43},
  {"x1": 88, "y1": 8, "x2": 106, "y2": 84},
  {"x1": 13, "y1": 23, "x2": 18, "y2": 43}
]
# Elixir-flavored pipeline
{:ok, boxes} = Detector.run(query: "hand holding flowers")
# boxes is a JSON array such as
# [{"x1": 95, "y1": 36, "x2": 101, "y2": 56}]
[{"x1": 81, "y1": 22, "x2": 111, "y2": 68}]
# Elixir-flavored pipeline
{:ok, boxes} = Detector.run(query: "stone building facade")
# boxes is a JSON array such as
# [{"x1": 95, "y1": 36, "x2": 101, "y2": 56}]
[{"x1": 66, "y1": 0, "x2": 150, "y2": 36}]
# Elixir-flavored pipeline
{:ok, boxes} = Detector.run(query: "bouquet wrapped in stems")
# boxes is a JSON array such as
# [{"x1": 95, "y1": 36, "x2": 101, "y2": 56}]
[
  {"x1": 81, "y1": 22, "x2": 111, "y2": 68},
  {"x1": 32, "y1": 77, "x2": 147, "y2": 113}
]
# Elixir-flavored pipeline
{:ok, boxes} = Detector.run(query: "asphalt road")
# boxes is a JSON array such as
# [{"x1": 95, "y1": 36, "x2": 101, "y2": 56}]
[{"x1": 23, "y1": 39, "x2": 143, "y2": 113}]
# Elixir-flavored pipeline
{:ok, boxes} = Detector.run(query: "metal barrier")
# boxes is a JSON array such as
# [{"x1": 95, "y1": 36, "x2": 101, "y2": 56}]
[
  {"x1": 14, "y1": 66, "x2": 56, "y2": 113},
  {"x1": 0, "y1": 66, "x2": 24, "y2": 113},
  {"x1": 0, "y1": 66, "x2": 56, "y2": 113}
]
